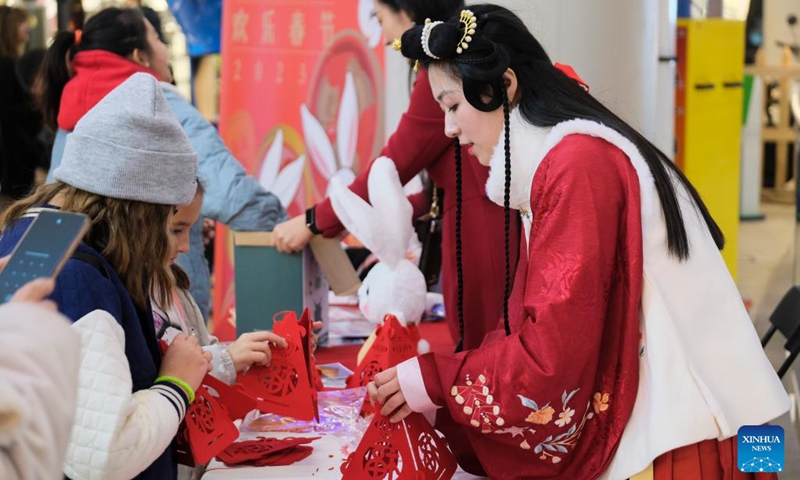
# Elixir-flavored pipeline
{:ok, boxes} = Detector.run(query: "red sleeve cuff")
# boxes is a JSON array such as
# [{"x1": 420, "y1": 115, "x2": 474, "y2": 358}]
[
  {"x1": 314, "y1": 197, "x2": 345, "y2": 237},
  {"x1": 399, "y1": 353, "x2": 447, "y2": 410}
]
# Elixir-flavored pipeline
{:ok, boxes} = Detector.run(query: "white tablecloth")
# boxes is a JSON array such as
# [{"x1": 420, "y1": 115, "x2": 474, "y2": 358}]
[{"x1": 201, "y1": 431, "x2": 486, "y2": 479}]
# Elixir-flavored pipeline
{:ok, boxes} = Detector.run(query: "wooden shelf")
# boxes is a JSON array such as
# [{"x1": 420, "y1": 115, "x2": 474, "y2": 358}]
[{"x1": 746, "y1": 59, "x2": 799, "y2": 203}]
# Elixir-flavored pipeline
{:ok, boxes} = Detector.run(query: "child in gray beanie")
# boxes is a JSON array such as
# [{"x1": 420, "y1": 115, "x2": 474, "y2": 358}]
[
  {"x1": 0, "y1": 72, "x2": 210, "y2": 480},
  {"x1": 53, "y1": 72, "x2": 198, "y2": 206}
]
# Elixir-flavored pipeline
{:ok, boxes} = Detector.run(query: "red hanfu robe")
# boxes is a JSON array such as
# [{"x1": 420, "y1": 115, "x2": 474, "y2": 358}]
[
  {"x1": 397, "y1": 117, "x2": 787, "y2": 479},
  {"x1": 403, "y1": 135, "x2": 643, "y2": 479}
]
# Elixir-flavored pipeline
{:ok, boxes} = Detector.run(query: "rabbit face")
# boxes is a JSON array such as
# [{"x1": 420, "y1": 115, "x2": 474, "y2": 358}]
[{"x1": 358, "y1": 260, "x2": 427, "y2": 327}]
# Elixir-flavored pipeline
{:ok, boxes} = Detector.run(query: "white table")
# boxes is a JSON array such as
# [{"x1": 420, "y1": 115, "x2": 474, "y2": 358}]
[{"x1": 201, "y1": 431, "x2": 486, "y2": 479}]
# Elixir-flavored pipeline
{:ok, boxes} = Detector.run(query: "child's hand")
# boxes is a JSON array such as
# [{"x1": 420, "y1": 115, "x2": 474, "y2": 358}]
[
  {"x1": 160, "y1": 334, "x2": 212, "y2": 392},
  {"x1": 229, "y1": 331, "x2": 288, "y2": 372}
]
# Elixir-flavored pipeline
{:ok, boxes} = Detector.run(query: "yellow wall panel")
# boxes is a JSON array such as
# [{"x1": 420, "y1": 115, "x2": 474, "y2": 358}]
[{"x1": 676, "y1": 19, "x2": 745, "y2": 279}]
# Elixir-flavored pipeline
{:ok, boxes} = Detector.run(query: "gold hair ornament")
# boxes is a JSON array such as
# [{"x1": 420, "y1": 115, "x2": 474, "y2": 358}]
[{"x1": 456, "y1": 10, "x2": 477, "y2": 54}]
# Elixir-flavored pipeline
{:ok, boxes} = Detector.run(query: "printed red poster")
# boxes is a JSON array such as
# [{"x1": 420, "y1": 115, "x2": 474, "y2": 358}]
[{"x1": 213, "y1": 0, "x2": 386, "y2": 340}]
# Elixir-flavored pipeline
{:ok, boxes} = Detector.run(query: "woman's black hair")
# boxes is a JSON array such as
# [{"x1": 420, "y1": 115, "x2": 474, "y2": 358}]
[
  {"x1": 454, "y1": 138, "x2": 465, "y2": 352},
  {"x1": 38, "y1": 7, "x2": 150, "y2": 129},
  {"x1": 402, "y1": 4, "x2": 724, "y2": 342},
  {"x1": 376, "y1": 0, "x2": 465, "y2": 24}
]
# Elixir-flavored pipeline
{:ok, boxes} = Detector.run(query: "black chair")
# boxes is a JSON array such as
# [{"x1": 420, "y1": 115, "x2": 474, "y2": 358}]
[{"x1": 762, "y1": 285, "x2": 800, "y2": 378}]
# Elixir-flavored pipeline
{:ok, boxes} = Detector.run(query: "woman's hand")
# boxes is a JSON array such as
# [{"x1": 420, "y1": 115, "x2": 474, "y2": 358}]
[
  {"x1": 367, "y1": 367, "x2": 413, "y2": 423},
  {"x1": 159, "y1": 333, "x2": 212, "y2": 392},
  {"x1": 228, "y1": 330, "x2": 288, "y2": 372},
  {"x1": 273, "y1": 215, "x2": 315, "y2": 254}
]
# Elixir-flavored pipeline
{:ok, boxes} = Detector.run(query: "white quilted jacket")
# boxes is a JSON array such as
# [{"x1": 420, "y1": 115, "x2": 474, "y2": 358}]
[
  {"x1": 65, "y1": 310, "x2": 188, "y2": 480},
  {"x1": 0, "y1": 303, "x2": 80, "y2": 480}
]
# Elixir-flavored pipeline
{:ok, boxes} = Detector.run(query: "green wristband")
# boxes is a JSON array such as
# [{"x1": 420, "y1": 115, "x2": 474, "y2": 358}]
[{"x1": 155, "y1": 375, "x2": 195, "y2": 404}]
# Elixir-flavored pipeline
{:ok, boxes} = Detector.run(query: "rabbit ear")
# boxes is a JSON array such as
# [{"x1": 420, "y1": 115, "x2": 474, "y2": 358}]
[
  {"x1": 365, "y1": 157, "x2": 413, "y2": 266},
  {"x1": 273, "y1": 154, "x2": 305, "y2": 208},
  {"x1": 258, "y1": 129, "x2": 283, "y2": 189},
  {"x1": 301, "y1": 104, "x2": 337, "y2": 180},
  {"x1": 329, "y1": 178, "x2": 382, "y2": 254},
  {"x1": 336, "y1": 72, "x2": 358, "y2": 170}
]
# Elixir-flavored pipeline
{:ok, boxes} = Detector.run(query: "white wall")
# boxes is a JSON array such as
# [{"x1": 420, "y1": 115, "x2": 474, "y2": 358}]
[
  {"x1": 493, "y1": 0, "x2": 661, "y2": 137},
  {"x1": 384, "y1": 47, "x2": 411, "y2": 138}
]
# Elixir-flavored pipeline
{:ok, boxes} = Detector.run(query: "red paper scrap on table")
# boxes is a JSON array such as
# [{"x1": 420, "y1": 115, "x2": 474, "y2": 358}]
[{"x1": 216, "y1": 436, "x2": 320, "y2": 467}]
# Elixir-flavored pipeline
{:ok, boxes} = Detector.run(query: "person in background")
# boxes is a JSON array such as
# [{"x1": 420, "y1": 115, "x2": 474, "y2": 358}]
[
  {"x1": 272, "y1": 0, "x2": 518, "y2": 352},
  {"x1": 15, "y1": 48, "x2": 53, "y2": 185},
  {"x1": 0, "y1": 73, "x2": 210, "y2": 480},
  {"x1": 369, "y1": 5, "x2": 789, "y2": 479},
  {"x1": 39, "y1": 7, "x2": 286, "y2": 320},
  {"x1": 0, "y1": 6, "x2": 44, "y2": 207}
]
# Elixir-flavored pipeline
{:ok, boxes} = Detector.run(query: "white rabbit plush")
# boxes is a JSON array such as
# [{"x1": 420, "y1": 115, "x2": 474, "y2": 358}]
[{"x1": 330, "y1": 156, "x2": 430, "y2": 355}]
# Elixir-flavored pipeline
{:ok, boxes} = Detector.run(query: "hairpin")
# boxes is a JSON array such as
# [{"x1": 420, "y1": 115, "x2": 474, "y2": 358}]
[
  {"x1": 392, "y1": 38, "x2": 402, "y2": 51},
  {"x1": 456, "y1": 10, "x2": 476, "y2": 54},
  {"x1": 421, "y1": 18, "x2": 442, "y2": 60}
]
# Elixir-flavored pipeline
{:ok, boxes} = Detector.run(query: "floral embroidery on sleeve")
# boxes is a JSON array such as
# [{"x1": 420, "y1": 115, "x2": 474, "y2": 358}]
[
  {"x1": 505, "y1": 388, "x2": 612, "y2": 464},
  {"x1": 449, "y1": 373, "x2": 613, "y2": 464},
  {"x1": 450, "y1": 374, "x2": 506, "y2": 433}
]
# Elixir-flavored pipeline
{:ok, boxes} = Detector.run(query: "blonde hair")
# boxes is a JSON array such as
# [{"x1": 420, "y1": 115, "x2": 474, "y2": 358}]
[{"x1": 1, "y1": 182, "x2": 175, "y2": 308}]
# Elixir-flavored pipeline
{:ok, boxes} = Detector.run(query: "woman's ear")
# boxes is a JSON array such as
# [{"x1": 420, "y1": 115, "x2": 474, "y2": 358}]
[
  {"x1": 503, "y1": 68, "x2": 519, "y2": 105},
  {"x1": 129, "y1": 48, "x2": 150, "y2": 68}
]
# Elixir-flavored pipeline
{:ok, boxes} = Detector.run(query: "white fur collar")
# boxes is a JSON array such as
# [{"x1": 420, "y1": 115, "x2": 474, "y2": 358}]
[
  {"x1": 485, "y1": 108, "x2": 551, "y2": 211},
  {"x1": 486, "y1": 115, "x2": 658, "y2": 227}
]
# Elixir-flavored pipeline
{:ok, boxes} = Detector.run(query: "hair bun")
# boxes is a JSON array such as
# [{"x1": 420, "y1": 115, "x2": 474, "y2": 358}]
[
  {"x1": 400, "y1": 21, "x2": 461, "y2": 61},
  {"x1": 427, "y1": 22, "x2": 462, "y2": 59},
  {"x1": 400, "y1": 25, "x2": 426, "y2": 60}
]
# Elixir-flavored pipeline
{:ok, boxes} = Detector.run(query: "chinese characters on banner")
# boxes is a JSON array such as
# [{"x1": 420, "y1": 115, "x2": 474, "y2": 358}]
[{"x1": 213, "y1": 0, "x2": 385, "y2": 340}]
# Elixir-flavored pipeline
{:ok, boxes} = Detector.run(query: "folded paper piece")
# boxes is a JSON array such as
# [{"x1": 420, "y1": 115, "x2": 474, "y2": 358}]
[
  {"x1": 237, "y1": 309, "x2": 320, "y2": 421},
  {"x1": 216, "y1": 436, "x2": 320, "y2": 467},
  {"x1": 341, "y1": 412, "x2": 457, "y2": 480},
  {"x1": 347, "y1": 314, "x2": 418, "y2": 389},
  {"x1": 347, "y1": 314, "x2": 420, "y2": 414},
  {"x1": 203, "y1": 374, "x2": 259, "y2": 422},
  {"x1": 175, "y1": 382, "x2": 240, "y2": 466}
]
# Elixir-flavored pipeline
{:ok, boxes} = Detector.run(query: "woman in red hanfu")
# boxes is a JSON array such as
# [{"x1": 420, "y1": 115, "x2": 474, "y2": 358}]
[{"x1": 368, "y1": 5, "x2": 791, "y2": 479}]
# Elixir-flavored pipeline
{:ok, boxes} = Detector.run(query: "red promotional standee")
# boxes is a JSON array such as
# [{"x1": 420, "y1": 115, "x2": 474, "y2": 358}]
[{"x1": 213, "y1": 0, "x2": 385, "y2": 340}]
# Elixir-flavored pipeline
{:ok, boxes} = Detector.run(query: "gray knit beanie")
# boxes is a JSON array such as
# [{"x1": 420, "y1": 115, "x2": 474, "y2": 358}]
[{"x1": 54, "y1": 73, "x2": 198, "y2": 205}]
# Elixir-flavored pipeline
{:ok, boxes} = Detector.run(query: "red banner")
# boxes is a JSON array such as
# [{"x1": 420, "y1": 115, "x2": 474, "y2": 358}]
[{"x1": 213, "y1": 0, "x2": 385, "y2": 340}]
